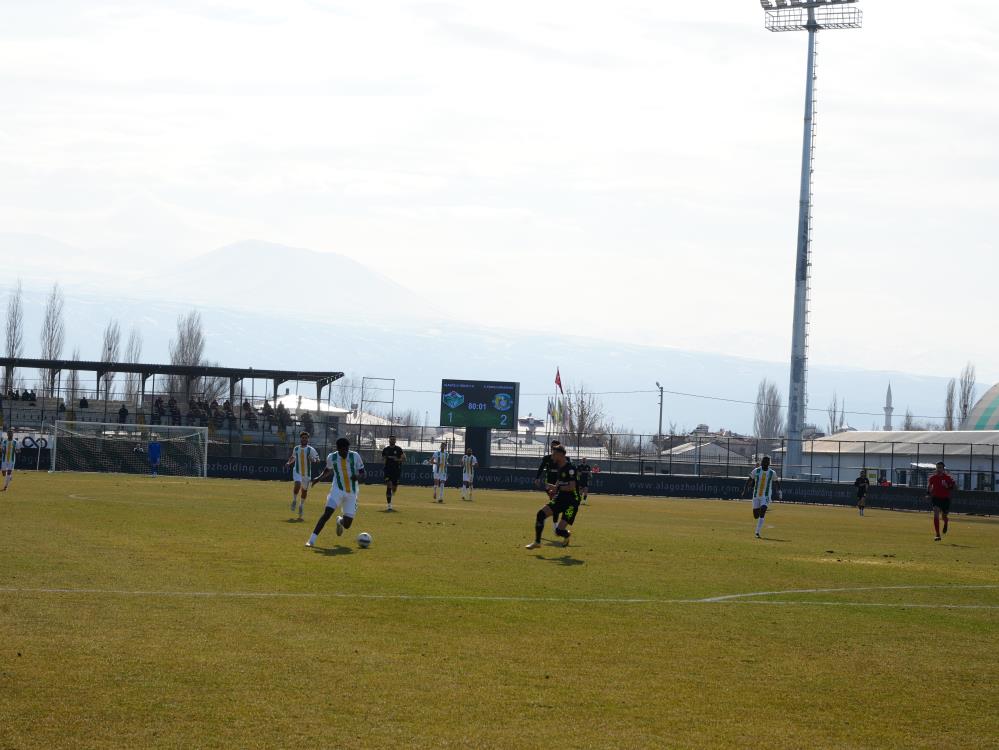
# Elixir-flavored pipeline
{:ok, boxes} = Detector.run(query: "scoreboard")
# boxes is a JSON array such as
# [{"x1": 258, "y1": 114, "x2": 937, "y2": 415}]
[{"x1": 440, "y1": 379, "x2": 520, "y2": 429}]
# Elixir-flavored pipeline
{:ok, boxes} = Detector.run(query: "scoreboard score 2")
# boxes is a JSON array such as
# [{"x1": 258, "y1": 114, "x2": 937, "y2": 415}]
[{"x1": 440, "y1": 380, "x2": 520, "y2": 429}]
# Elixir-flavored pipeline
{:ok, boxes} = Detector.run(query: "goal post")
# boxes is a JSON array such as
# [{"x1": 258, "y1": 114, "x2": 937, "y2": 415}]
[{"x1": 51, "y1": 421, "x2": 209, "y2": 478}]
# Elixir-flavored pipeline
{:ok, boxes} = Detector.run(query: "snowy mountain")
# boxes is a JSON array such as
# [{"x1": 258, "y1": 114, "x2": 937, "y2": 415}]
[{"x1": 0, "y1": 235, "x2": 959, "y2": 434}]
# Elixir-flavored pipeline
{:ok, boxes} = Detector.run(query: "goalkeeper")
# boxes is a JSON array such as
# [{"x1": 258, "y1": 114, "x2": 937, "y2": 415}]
[{"x1": 525, "y1": 445, "x2": 580, "y2": 549}]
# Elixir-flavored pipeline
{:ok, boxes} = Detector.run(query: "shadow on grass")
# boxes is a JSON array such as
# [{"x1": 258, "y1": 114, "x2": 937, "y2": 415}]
[
  {"x1": 283, "y1": 518, "x2": 306, "y2": 523},
  {"x1": 313, "y1": 545, "x2": 354, "y2": 556},
  {"x1": 760, "y1": 537, "x2": 790, "y2": 543},
  {"x1": 533, "y1": 554, "x2": 585, "y2": 567}
]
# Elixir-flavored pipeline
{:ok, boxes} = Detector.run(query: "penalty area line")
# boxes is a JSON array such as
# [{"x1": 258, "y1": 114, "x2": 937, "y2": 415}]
[{"x1": 0, "y1": 585, "x2": 997, "y2": 610}]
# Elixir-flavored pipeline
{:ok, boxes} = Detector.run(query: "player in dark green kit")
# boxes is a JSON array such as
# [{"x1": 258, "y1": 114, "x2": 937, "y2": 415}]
[
  {"x1": 525, "y1": 445, "x2": 580, "y2": 549},
  {"x1": 534, "y1": 440, "x2": 560, "y2": 488}
]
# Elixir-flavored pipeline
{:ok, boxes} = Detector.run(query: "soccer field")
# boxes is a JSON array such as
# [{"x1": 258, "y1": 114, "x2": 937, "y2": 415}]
[{"x1": 2, "y1": 474, "x2": 998, "y2": 749}]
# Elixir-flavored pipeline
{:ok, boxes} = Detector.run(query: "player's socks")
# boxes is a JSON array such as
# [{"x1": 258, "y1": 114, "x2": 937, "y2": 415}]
[
  {"x1": 468, "y1": 489, "x2": 473, "y2": 501},
  {"x1": 534, "y1": 510, "x2": 546, "y2": 544},
  {"x1": 933, "y1": 516, "x2": 940, "y2": 536},
  {"x1": 755, "y1": 517, "x2": 764, "y2": 536},
  {"x1": 3, "y1": 475, "x2": 10, "y2": 490},
  {"x1": 943, "y1": 518, "x2": 949, "y2": 534},
  {"x1": 306, "y1": 532, "x2": 318, "y2": 546},
  {"x1": 336, "y1": 516, "x2": 344, "y2": 536}
]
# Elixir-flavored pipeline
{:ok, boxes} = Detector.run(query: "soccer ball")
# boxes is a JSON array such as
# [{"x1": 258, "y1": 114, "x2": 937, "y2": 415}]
[{"x1": 357, "y1": 532, "x2": 372, "y2": 549}]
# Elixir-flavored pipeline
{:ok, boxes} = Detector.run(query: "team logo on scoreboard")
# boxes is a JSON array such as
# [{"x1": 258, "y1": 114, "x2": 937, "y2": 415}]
[
  {"x1": 492, "y1": 393, "x2": 513, "y2": 412},
  {"x1": 442, "y1": 390, "x2": 465, "y2": 409}
]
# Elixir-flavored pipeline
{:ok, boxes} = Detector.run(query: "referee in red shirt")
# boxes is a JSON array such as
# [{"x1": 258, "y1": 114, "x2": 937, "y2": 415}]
[{"x1": 926, "y1": 461, "x2": 957, "y2": 541}]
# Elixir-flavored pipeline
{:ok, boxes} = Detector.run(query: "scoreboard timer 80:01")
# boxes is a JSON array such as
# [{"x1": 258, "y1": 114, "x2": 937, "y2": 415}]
[{"x1": 440, "y1": 380, "x2": 520, "y2": 429}]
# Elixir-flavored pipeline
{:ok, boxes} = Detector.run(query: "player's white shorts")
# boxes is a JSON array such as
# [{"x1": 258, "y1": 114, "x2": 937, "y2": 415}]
[
  {"x1": 1, "y1": 461, "x2": 14, "y2": 472},
  {"x1": 292, "y1": 472, "x2": 311, "y2": 489},
  {"x1": 326, "y1": 488, "x2": 359, "y2": 518},
  {"x1": 433, "y1": 471, "x2": 448, "y2": 483},
  {"x1": 462, "y1": 472, "x2": 474, "y2": 484},
  {"x1": 752, "y1": 495, "x2": 771, "y2": 510}
]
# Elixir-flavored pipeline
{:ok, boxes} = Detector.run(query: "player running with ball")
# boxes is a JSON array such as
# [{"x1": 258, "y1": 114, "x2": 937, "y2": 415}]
[
  {"x1": 305, "y1": 438, "x2": 366, "y2": 547},
  {"x1": 286, "y1": 431, "x2": 320, "y2": 520},
  {"x1": 744, "y1": 455, "x2": 782, "y2": 538},
  {"x1": 525, "y1": 445, "x2": 580, "y2": 549}
]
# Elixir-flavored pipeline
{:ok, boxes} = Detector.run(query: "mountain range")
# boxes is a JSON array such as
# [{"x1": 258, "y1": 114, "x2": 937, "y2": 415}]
[{"x1": 0, "y1": 233, "x2": 968, "y2": 434}]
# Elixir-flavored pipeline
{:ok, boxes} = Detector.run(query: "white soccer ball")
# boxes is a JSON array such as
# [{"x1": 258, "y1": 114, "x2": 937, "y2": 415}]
[{"x1": 357, "y1": 532, "x2": 372, "y2": 549}]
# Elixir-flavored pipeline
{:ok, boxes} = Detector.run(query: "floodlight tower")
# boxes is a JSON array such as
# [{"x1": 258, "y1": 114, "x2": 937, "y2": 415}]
[{"x1": 760, "y1": 0, "x2": 861, "y2": 477}]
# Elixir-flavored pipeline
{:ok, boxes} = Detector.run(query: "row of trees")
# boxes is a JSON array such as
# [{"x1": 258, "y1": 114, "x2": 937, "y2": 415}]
[
  {"x1": 753, "y1": 362, "x2": 980, "y2": 439},
  {"x1": 3, "y1": 279, "x2": 220, "y2": 404}
]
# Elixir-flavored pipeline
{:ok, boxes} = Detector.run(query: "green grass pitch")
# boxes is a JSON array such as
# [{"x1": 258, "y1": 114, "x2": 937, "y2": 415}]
[{"x1": 2, "y1": 473, "x2": 998, "y2": 749}]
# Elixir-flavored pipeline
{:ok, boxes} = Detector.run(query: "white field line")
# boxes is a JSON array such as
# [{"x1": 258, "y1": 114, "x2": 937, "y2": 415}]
[{"x1": 1, "y1": 584, "x2": 997, "y2": 610}]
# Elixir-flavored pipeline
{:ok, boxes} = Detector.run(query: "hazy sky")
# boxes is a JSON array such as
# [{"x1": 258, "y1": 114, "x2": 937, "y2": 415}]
[{"x1": 1, "y1": 1, "x2": 996, "y2": 381}]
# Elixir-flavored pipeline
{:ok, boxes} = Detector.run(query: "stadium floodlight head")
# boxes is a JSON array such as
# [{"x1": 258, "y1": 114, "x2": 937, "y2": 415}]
[
  {"x1": 758, "y1": 0, "x2": 861, "y2": 478},
  {"x1": 762, "y1": 0, "x2": 862, "y2": 32}
]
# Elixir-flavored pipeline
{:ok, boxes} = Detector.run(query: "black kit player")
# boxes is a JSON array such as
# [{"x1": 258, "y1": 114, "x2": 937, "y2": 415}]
[
  {"x1": 854, "y1": 469, "x2": 870, "y2": 517},
  {"x1": 576, "y1": 458, "x2": 591, "y2": 505},
  {"x1": 534, "y1": 440, "x2": 561, "y2": 489},
  {"x1": 525, "y1": 445, "x2": 580, "y2": 549},
  {"x1": 536, "y1": 440, "x2": 564, "y2": 532},
  {"x1": 382, "y1": 435, "x2": 405, "y2": 512}
]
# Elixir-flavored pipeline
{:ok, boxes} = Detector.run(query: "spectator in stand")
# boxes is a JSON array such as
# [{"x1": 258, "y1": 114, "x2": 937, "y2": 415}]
[
  {"x1": 276, "y1": 403, "x2": 290, "y2": 432},
  {"x1": 185, "y1": 404, "x2": 197, "y2": 426},
  {"x1": 57, "y1": 400, "x2": 66, "y2": 413},
  {"x1": 80, "y1": 396, "x2": 89, "y2": 409},
  {"x1": 118, "y1": 404, "x2": 129, "y2": 424}
]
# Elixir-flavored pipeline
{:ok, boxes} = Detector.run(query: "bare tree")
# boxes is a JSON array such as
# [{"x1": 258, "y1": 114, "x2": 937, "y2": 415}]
[
  {"x1": 329, "y1": 375, "x2": 363, "y2": 412},
  {"x1": 100, "y1": 319, "x2": 121, "y2": 401},
  {"x1": 39, "y1": 283, "x2": 66, "y2": 396},
  {"x1": 564, "y1": 385, "x2": 605, "y2": 443},
  {"x1": 753, "y1": 379, "x2": 785, "y2": 439},
  {"x1": 123, "y1": 328, "x2": 143, "y2": 404},
  {"x1": 944, "y1": 379, "x2": 956, "y2": 431},
  {"x1": 4, "y1": 279, "x2": 24, "y2": 393},
  {"x1": 959, "y1": 362, "x2": 976, "y2": 426},
  {"x1": 65, "y1": 348, "x2": 81, "y2": 405},
  {"x1": 826, "y1": 393, "x2": 847, "y2": 435},
  {"x1": 168, "y1": 311, "x2": 206, "y2": 398}
]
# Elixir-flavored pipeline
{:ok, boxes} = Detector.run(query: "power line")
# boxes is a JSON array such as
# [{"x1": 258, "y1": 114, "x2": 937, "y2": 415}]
[{"x1": 394, "y1": 386, "x2": 948, "y2": 422}]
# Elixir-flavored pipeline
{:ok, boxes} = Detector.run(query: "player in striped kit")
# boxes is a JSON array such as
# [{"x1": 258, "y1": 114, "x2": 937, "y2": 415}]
[
  {"x1": 306, "y1": 437, "x2": 366, "y2": 547},
  {"x1": 431, "y1": 442, "x2": 449, "y2": 503},
  {"x1": 460, "y1": 447, "x2": 478, "y2": 501},
  {"x1": 1, "y1": 429, "x2": 17, "y2": 492},
  {"x1": 285, "y1": 431, "x2": 320, "y2": 520},
  {"x1": 743, "y1": 455, "x2": 782, "y2": 538}
]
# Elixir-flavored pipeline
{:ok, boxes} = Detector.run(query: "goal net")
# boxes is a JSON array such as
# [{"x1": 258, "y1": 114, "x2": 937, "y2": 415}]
[{"x1": 51, "y1": 422, "x2": 209, "y2": 478}]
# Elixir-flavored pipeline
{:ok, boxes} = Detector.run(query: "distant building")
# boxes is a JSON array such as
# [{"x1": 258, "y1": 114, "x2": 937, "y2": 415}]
[
  {"x1": 800, "y1": 430, "x2": 999, "y2": 490},
  {"x1": 961, "y1": 383, "x2": 999, "y2": 430},
  {"x1": 883, "y1": 383, "x2": 894, "y2": 431}
]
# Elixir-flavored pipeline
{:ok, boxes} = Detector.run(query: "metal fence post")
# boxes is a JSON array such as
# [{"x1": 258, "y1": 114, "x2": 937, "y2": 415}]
[
  {"x1": 837, "y1": 440, "x2": 841, "y2": 483},
  {"x1": 726, "y1": 436, "x2": 731, "y2": 477},
  {"x1": 992, "y1": 444, "x2": 996, "y2": 492},
  {"x1": 969, "y1": 442, "x2": 974, "y2": 491},
  {"x1": 889, "y1": 442, "x2": 894, "y2": 485},
  {"x1": 862, "y1": 441, "x2": 867, "y2": 476},
  {"x1": 809, "y1": 438, "x2": 814, "y2": 478}
]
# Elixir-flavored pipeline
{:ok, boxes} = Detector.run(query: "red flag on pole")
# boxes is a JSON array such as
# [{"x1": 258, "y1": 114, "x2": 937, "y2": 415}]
[{"x1": 555, "y1": 368, "x2": 564, "y2": 395}]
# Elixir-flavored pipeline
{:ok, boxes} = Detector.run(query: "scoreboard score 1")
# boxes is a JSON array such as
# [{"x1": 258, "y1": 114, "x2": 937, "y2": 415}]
[{"x1": 440, "y1": 379, "x2": 520, "y2": 429}]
